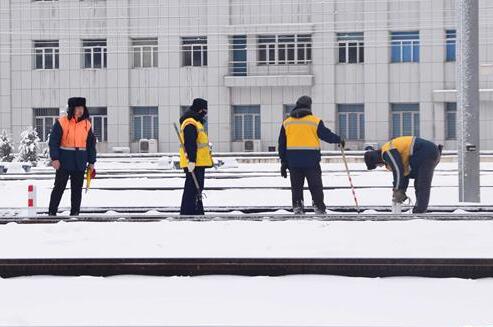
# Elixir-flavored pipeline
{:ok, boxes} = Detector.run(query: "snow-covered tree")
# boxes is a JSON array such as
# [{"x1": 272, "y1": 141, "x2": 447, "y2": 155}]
[
  {"x1": 0, "y1": 130, "x2": 15, "y2": 162},
  {"x1": 18, "y1": 127, "x2": 40, "y2": 167}
]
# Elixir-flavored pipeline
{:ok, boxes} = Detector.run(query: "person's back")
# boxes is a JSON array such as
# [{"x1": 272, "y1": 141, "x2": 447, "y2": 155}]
[{"x1": 278, "y1": 96, "x2": 343, "y2": 214}]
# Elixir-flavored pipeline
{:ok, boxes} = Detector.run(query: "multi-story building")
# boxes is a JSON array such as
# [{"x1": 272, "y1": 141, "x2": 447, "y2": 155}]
[{"x1": 1, "y1": 0, "x2": 493, "y2": 153}]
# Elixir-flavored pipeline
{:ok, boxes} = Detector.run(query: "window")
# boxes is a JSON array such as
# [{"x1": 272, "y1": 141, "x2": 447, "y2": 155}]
[
  {"x1": 391, "y1": 31, "x2": 419, "y2": 63},
  {"x1": 258, "y1": 34, "x2": 312, "y2": 65},
  {"x1": 337, "y1": 104, "x2": 365, "y2": 140},
  {"x1": 34, "y1": 40, "x2": 59, "y2": 69},
  {"x1": 89, "y1": 107, "x2": 108, "y2": 142},
  {"x1": 446, "y1": 102, "x2": 457, "y2": 140},
  {"x1": 391, "y1": 103, "x2": 420, "y2": 138},
  {"x1": 182, "y1": 37, "x2": 207, "y2": 67},
  {"x1": 132, "y1": 38, "x2": 158, "y2": 68},
  {"x1": 82, "y1": 39, "x2": 107, "y2": 69},
  {"x1": 283, "y1": 104, "x2": 295, "y2": 119},
  {"x1": 446, "y1": 29, "x2": 456, "y2": 62},
  {"x1": 232, "y1": 106, "x2": 261, "y2": 141},
  {"x1": 337, "y1": 32, "x2": 364, "y2": 64},
  {"x1": 132, "y1": 107, "x2": 159, "y2": 141},
  {"x1": 33, "y1": 108, "x2": 59, "y2": 141},
  {"x1": 231, "y1": 35, "x2": 247, "y2": 76}
]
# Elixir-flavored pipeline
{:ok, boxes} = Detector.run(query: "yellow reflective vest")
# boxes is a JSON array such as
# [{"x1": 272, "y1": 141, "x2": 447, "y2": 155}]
[
  {"x1": 179, "y1": 118, "x2": 213, "y2": 168},
  {"x1": 381, "y1": 136, "x2": 416, "y2": 176},
  {"x1": 283, "y1": 115, "x2": 321, "y2": 150}
]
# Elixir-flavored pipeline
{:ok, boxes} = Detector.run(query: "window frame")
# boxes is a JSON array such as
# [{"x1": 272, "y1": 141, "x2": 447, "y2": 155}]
[
  {"x1": 390, "y1": 31, "x2": 420, "y2": 63},
  {"x1": 34, "y1": 40, "x2": 60, "y2": 70},
  {"x1": 337, "y1": 104, "x2": 365, "y2": 141},
  {"x1": 132, "y1": 38, "x2": 159, "y2": 68},
  {"x1": 445, "y1": 102, "x2": 457, "y2": 140},
  {"x1": 257, "y1": 34, "x2": 312, "y2": 66},
  {"x1": 446, "y1": 29, "x2": 457, "y2": 62},
  {"x1": 131, "y1": 107, "x2": 159, "y2": 141},
  {"x1": 181, "y1": 36, "x2": 208, "y2": 67},
  {"x1": 33, "y1": 108, "x2": 59, "y2": 142},
  {"x1": 82, "y1": 39, "x2": 107, "y2": 69},
  {"x1": 390, "y1": 103, "x2": 420, "y2": 138},
  {"x1": 337, "y1": 32, "x2": 364, "y2": 64},
  {"x1": 232, "y1": 105, "x2": 261, "y2": 141},
  {"x1": 88, "y1": 107, "x2": 108, "y2": 142}
]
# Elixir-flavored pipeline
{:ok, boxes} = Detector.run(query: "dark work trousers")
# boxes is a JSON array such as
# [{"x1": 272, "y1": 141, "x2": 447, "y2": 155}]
[
  {"x1": 289, "y1": 165, "x2": 325, "y2": 211},
  {"x1": 180, "y1": 167, "x2": 205, "y2": 215},
  {"x1": 48, "y1": 169, "x2": 85, "y2": 216},
  {"x1": 413, "y1": 151, "x2": 441, "y2": 214}
]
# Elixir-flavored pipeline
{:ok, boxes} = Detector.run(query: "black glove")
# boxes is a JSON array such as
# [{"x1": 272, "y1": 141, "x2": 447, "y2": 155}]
[
  {"x1": 281, "y1": 163, "x2": 288, "y2": 178},
  {"x1": 392, "y1": 189, "x2": 408, "y2": 204},
  {"x1": 338, "y1": 139, "x2": 346, "y2": 148}
]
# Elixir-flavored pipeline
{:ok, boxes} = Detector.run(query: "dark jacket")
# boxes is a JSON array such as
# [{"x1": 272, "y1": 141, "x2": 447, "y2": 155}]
[
  {"x1": 49, "y1": 109, "x2": 97, "y2": 172},
  {"x1": 179, "y1": 109, "x2": 206, "y2": 163},
  {"x1": 382, "y1": 137, "x2": 441, "y2": 191},
  {"x1": 278, "y1": 107, "x2": 341, "y2": 168}
]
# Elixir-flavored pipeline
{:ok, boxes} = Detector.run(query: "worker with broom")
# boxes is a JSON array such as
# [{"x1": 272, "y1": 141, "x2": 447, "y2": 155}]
[
  {"x1": 278, "y1": 96, "x2": 345, "y2": 215},
  {"x1": 178, "y1": 98, "x2": 213, "y2": 215}
]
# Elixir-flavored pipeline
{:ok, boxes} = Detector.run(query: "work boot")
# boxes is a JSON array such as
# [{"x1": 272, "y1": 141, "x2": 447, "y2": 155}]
[
  {"x1": 314, "y1": 206, "x2": 326, "y2": 215},
  {"x1": 293, "y1": 206, "x2": 305, "y2": 215}
]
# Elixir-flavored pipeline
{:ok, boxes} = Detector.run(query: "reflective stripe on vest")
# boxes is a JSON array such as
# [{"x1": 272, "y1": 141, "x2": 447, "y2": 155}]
[
  {"x1": 60, "y1": 146, "x2": 87, "y2": 151},
  {"x1": 58, "y1": 116, "x2": 91, "y2": 149},
  {"x1": 381, "y1": 136, "x2": 415, "y2": 176},
  {"x1": 283, "y1": 115, "x2": 321, "y2": 151}
]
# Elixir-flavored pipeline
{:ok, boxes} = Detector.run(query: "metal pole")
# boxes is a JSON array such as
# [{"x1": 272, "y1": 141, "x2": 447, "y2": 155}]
[{"x1": 456, "y1": 0, "x2": 480, "y2": 203}]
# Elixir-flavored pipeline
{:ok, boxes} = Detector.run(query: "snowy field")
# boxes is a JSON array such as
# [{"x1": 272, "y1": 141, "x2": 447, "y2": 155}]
[
  {"x1": 0, "y1": 220, "x2": 493, "y2": 258},
  {"x1": 1, "y1": 275, "x2": 493, "y2": 326},
  {"x1": 1, "y1": 160, "x2": 493, "y2": 210},
  {"x1": 1, "y1": 159, "x2": 493, "y2": 326}
]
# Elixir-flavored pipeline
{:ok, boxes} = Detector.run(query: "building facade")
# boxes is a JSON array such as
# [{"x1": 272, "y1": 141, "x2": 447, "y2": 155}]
[{"x1": 1, "y1": 0, "x2": 493, "y2": 153}]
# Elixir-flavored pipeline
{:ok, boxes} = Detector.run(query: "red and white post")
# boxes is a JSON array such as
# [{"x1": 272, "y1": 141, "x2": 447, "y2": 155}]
[{"x1": 27, "y1": 184, "x2": 37, "y2": 217}]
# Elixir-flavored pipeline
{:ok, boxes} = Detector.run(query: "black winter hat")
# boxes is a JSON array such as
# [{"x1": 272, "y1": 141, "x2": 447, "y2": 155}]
[
  {"x1": 190, "y1": 98, "x2": 208, "y2": 112},
  {"x1": 295, "y1": 95, "x2": 312, "y2": 109},
  {"x1": 68, "y1": 97, "x2": 86, "y2": 108},
  {"x1": 364, "y1": 149, "x2": 381, "y2": 170}
]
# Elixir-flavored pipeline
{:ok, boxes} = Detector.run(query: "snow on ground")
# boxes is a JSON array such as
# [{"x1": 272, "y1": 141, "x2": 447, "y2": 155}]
[
  {"x1": 1, "y1": 220, "x2": 492, "y2": 258},
  {"x1": 2, "y1": 162, "x2": 493, "y2": 209},
  {"x1": 1, "y1": 275, "x2": 493, "y2": 326}
]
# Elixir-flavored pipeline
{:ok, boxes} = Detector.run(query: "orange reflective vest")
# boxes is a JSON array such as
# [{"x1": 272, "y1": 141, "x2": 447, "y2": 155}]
[{"x1": 58, "y1": 116, "x2": 92, "y2": 149}]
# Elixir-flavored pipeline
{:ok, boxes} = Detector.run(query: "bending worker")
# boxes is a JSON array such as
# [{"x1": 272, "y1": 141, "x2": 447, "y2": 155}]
[
  {"x1": 364, "y1": 136, "x2": 442, "y2": 213},
  {"x1": 179, "y1": 98, "x2": 213, "y2": 215},
  {"x1": 278, "y1": 95, "x2": 344, "y2": 215},
  {"x1": 48, "y1": 97, "x2": 97, "y2": 216}
]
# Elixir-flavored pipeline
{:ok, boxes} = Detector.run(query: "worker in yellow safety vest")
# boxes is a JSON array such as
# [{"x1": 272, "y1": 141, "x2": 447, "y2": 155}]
[
  {"x1": 364, "y1": 136, "x2": 442, "y2": 213},
  {"x1": 278, "y1": 96, "x2": 344, "y2": 215},
  {"x1": 179, "y1": 98, "x2": 213, "y2": 215}
]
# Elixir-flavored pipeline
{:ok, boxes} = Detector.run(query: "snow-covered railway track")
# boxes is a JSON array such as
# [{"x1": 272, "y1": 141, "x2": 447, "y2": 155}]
[
  {"x1": 0, "y1": 211, "x2": 493, "y2": 224},
  {"x1": 1, "y1": 257, "x2": 492, "y2": 279}
]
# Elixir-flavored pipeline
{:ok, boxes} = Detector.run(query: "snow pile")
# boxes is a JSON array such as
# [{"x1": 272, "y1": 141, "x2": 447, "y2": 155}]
[
  {"x1": 156, "y1": 156, "x2": 174, "y2": 170},
  {"x1": 0, "y1": 220, "x2": 492, "y2": 259},
  {"x1": 0, "y1": 275, "x2": 492, "y2": 326}
]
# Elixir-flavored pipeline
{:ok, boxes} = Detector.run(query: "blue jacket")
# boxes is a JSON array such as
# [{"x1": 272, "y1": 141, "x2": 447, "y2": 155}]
[
  {"x1": 49, "y1": 119, "x2": 97, "y2": 172},
  {"x1": 278, "y1": 107, "x2": 341, "y2": 168},
  {"x1": 382, "y1": 137, "x2": 441, "y2": 191}
]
